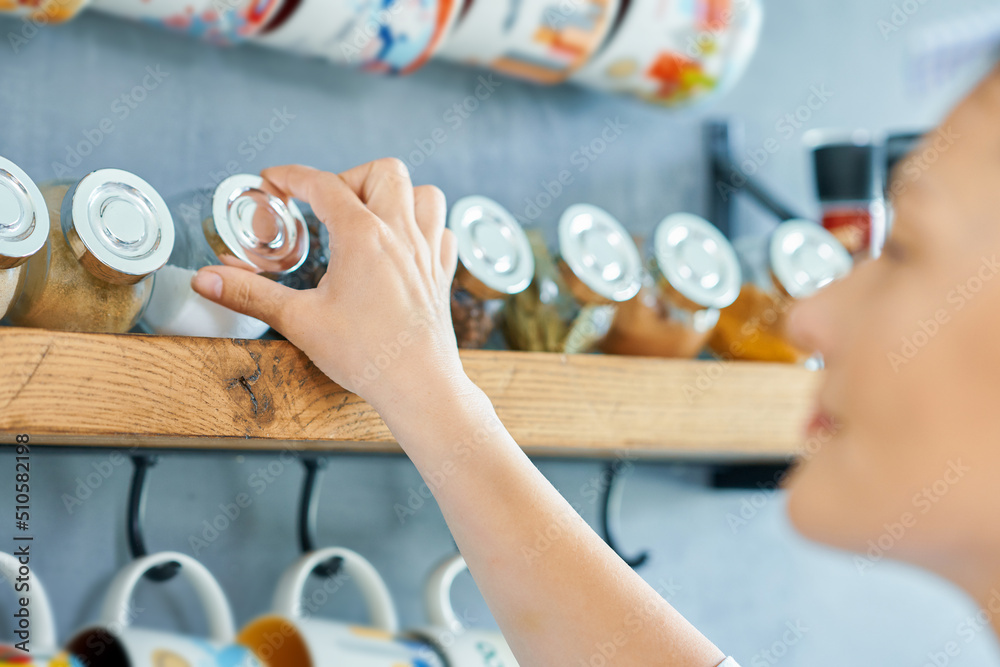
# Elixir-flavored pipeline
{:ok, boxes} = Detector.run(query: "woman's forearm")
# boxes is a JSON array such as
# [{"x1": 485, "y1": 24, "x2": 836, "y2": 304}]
[
  {"x1": 190, "y1": 161, "x2": 727, "y2": 666},
  {"x1": 379, "y1": 379, "x2": 726, "y2": 667}
]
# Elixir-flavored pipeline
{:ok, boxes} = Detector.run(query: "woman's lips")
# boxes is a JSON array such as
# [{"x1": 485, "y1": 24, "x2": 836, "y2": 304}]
[{"x1": 806, "y1": 410, "x2": 840, "y2": 437}]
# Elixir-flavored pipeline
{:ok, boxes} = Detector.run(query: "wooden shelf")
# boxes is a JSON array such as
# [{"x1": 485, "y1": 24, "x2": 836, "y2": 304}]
[{"x1": 0, "y1": 328, "x2": 819, "y2": 460}]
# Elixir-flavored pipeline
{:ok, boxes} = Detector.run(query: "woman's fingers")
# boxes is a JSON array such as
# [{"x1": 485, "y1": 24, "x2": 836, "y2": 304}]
[
  {"x1": 414, "y1": 184, "x2": 447, "y2": 278},
  {"x1": 265, "y1": 161, "x2": 426, "y2": 261},
  {"x1": 440, "y1": 227, "x2": 459, "y2": 292},
  {"x1": 191, "y1": 266, "x2": 299, "y2": 332},
  {"x1": 338, "y1": 158, "x2": 418, "y2": 234},
  {"x1": 261, "y1": 165, "x2": 380, "y2": 240}
]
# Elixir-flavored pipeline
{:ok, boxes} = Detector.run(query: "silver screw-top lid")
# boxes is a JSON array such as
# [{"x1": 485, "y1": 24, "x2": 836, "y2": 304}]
[
  {"x1": 558, "y1": 204, "x2": 642, "y2": 303},
  {"x1": 61, "y1": 169, "x2": 175, "y2": 285},
  {"x1": 653, "y1": 213, "x2": 742, "y2": 309},
  {"x1": 449, "y1": 195, "x2": 534, "y2": 297},
  {"x1": 0, "y1": 156, "x2": 50, "y2": 270},
  {"x1": 208, "y1": 174, "x2": 309, "y2": 276},
  {"x1": 770, "y1": 219, "x2": 853, "y2": 299}
]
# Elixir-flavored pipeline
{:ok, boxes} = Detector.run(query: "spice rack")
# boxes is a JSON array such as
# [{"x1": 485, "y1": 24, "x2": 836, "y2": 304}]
[{"x1": 0, "y1": 328, "x2": 817, "y2": 460}]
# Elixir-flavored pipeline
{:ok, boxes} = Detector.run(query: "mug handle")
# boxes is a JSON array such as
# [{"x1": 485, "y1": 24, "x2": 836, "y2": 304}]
[
  {"x1": 271, "y1": 547, "x2": 399, "y2": 633},
  {"x1": 99, "y1": 551, "x2": 236, "y2": 644},
  {"x1": 424, "y1": 553, "x2": 468, "y2": 634},
  {"x1": 0, "y1": 551, "x2": 58, "y2": 653}
]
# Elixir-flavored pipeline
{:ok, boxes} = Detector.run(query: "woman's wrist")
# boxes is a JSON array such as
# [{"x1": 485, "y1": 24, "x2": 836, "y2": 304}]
[{"x1": 368, "y1": 369, "x2": 490, "y2": 433}]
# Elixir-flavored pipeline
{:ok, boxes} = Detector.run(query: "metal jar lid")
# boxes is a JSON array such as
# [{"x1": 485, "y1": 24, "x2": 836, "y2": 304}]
[
  {"x1": 769, "y1": 219, "x2": 853, "y2": 299},
  {"x1": 0, "y1": 156, "x2": 50, "y2": 271},
  {"x1": 652, "y1": 213, "x2": 742, "y2": 310},
  {"x1": 207, "y1": 174, "x2": 309, "y2": 277},
  {"x1": 557, "y1": 204, "x2": 642, "y2": 303},
  {"x1": 449, "y1": 195, "x2": 535, "y2": 299},
  {"x1": 61, "y1": 169, "x2": 175, "y2": 285}
]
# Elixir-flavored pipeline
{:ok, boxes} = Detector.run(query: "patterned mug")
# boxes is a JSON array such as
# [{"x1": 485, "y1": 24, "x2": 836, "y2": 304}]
[
  {"x1": 0, "y1": 551, "x2": 79, "y2": 666},
  {"x1": 239, "y1": 547, "x2": 442, "y2": 667},
  {"x1": 0, "y1": 0, "x2": 91, "y2": 24},
  {"x1": 66, "y1": 551, "x2": 262, "y2": 667},
  {"x1": 407, "y1": 553, "x2": 519, "y2": 667}
]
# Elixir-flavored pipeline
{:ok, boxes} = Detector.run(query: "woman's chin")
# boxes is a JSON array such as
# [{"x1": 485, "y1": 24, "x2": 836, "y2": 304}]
[{"x1": 783, "y1": 459, "x2": 864, "y2": 553}]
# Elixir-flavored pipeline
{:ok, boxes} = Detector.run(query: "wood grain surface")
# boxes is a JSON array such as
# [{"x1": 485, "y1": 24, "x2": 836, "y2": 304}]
[{"x1": 0, "y1": 328, "x2": 820, "y2": 460}]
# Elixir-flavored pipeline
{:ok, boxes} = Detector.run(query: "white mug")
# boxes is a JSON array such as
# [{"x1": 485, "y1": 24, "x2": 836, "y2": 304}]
[
  {"x1": 439, "y1": 0, "x2": 621, "y2": 84},
  {"x1": 0, "y1": 0, "x2": 91, "y2": 22},
  {"x1": 572, "y1": 0, "x2": 763, "y2": 107},
  {"x1": 252, "y1": 0, "x2": 376, "y2": 55},
  {"x1": 67, "y1": 551, "x2": 262, "y2": 667},
  {"x1": 239, "y1": 547, "x2": 442, "y2": 667},
  {"x1": 0, "y1": 550, "x2": 72, "y2": 666},
  {"x1": 89, "y1": 0, "x2": 283, "y2": 44},
  {"x1": 409, "y1": 553, "x2": 519, "y2": 667},
  {"x1": 323, "y1": 0, "x2": 461, "y2": 75}
]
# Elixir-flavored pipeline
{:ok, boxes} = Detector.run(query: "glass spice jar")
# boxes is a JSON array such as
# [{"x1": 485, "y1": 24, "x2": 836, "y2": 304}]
[
  {"x1": 141, "y1": 174, "x2": 308, "y2": 339},
  {"x1": 0, "y1": 157, "x2": 50, "y2": 322},
  {"x1": 504, "y1": 204, "x2": 643, "y2": 354},
  {"x1": 279, "y1": 205, "x2": 330, "y2": 291},
  {"x1": 7, "y1": 169, "x2": 175, "y2": 333},
  {"x1": 707, "y1": 220, "x2": 852, "y2": 363},
  {"x1": 601, "y1": 213, "x2": 742, "y2": 358},
  {"x1": 448, "y1": 195, "x2": 534, "y2": 350},
  {"x1": 809, "y1": 130, "x2": 887, "y2": 260}
]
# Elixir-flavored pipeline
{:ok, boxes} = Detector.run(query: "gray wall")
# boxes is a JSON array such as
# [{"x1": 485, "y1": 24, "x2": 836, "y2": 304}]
[{"x1": 2, "y1": 0, "x2": 1000, "y2": 664}]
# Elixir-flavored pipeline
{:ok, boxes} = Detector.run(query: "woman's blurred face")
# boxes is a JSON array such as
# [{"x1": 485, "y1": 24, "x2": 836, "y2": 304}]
[{"x1": 784, "y1": 66, "x2": 1000, "y2": 587}]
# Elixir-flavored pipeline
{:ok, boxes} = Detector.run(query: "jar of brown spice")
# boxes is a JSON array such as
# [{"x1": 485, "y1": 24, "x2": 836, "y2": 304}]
[
  {"x1": 448, "y1": 196, "x2": 534, "y2": 349},
  {"x1": 7, "y1": 169, "x2": 175, "y2": 333},
  {"x1": 601, "y1": 213, "x2": 742, "y2": 358},
  {"x1": 707, "y1": 219, "x2": 852, "y2": 363},
  {"x1": 0, "y1": 156, "x2": 50, "y2": 322},
  {"x1": 504, "y1": 204, "x2": 643, "y2": 354}
]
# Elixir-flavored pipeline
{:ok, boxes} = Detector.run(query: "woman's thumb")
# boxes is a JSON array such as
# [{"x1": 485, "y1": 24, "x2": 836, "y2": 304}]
[{"x1": 191, "y1": 266, "x2": 296, "y2": 328}]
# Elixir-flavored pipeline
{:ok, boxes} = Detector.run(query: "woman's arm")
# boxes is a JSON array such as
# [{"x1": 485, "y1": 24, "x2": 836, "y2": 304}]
[{"x1": 191, "y1": 160, "x2": 726, "y2": 667}]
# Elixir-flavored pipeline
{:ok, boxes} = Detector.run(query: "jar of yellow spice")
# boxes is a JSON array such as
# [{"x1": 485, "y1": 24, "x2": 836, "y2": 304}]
[
  {"x1": 7, "y1": 169, "x2": 175, "y2": 333},
  {"x1": 707, "y1": 219, "x2": 852, "y2": 363},
  {"x1": 504, "y1": 204, "x2": 643, "y2": 354},
  {"x1": 0, "y1": 156, "x2": 50, "y2": 322},
  {"x1": 601, "y1": 213, "x2": 743, "y2": 358}
]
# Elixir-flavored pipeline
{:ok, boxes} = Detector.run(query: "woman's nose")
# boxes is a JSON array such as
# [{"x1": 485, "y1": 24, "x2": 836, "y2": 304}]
[{"x1": 785, "y1": 263, "x2": 864, "y2": 363}]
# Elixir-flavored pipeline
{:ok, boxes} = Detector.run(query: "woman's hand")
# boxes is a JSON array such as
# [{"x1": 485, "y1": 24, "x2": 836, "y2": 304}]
[
  {"x1": 190, "y1": 159, "x2": 473, "y2": 416},
  {"x1": 191, "y1": 159, "x2": 727, "y2": 667}
]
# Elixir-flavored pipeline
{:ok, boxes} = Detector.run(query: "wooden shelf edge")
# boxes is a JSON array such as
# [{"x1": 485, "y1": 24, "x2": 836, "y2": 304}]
[{"x1": 0, "y1": 328, "x2": 819, "y2": 460}]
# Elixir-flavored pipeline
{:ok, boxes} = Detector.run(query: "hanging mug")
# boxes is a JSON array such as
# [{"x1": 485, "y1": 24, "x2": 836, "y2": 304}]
[
  {"x1": 408, "y1": 553, "x2": 519, "y2": 667},
  {"x1": 66, "y1": 551, "x2": 262, "y2": 667},
  {"x1": 0, "y1": 0, "x2": 91, "y2": 23},
  {"x1": 239, "y1": 547, "x2": 442, "y2": 667},
  {"x1": 88, "y1": 0, "x2": 283, "y2": 44},
  {"x1": 0, "y1": 551, "x2": 79, "y2": 666},
  {"x1": 439, "y1": 0, "x2": 621, "y2": 84},
  {"x1": 252, "y1": 0, "x2": 376, "y2": 56},
  {"x1": 324, "y1": 0, "x2": 463, "y2": 75},
  {"x1": 572, "y1": 0, "x2": 763, "y2": 107}
]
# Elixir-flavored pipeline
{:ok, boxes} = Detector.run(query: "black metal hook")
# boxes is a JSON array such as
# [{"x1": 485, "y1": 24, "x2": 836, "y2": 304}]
[
  {"x1": 128, "y1": 455, "x2": 181, "y2": 582},
  {"x1": 299, "y1": 458, "x2": 343, "y2": 578},
  {"x1": 599, "y1": 461, "x2": 649, "y2": 570}
]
